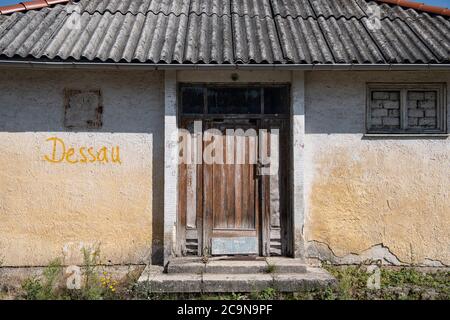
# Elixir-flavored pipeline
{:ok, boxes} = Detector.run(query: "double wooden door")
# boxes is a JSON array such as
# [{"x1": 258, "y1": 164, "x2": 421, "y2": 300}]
[{"x1": 178, "y1": 119, "x2": 289, "y2": 257}]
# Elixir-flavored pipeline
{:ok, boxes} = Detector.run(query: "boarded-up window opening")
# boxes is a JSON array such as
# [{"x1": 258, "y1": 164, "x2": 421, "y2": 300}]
[{"x1": 64, "y1": 89, "x2": 103, "y2": 129}]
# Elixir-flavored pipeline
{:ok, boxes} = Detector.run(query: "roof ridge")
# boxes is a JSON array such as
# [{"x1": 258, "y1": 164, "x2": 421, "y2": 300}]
[
  {"x1": 0, "y1": 0, "x2": 449, "y2": 17},
  {"x1": 375, "y1": 0, "x2": 450, "y2": 16}
]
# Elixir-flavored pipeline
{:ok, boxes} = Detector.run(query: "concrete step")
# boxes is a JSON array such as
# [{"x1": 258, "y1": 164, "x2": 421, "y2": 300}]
[
  {"x1": 167, "y1": 257, "x2": 205, "y2": 274},
  {"x1": 166, "y1": 257, "x2": 308, "y2": 274},
  {"x1": 138, "y1": 266, "x2": 336, "y2": 293},
  {"x1": 266, "y1": 257, "x2": 308, "y2": 274}
]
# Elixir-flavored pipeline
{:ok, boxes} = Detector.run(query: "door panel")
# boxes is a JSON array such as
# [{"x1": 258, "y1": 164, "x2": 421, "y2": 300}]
[
  {"x1": 260, "y1": 120, "x2": 288, "y2": 256},
  {"x1": 177, "y1": 120, "x2": 203, "y2": 256},
  {"x1": 178, "y1": 118, "x2": 290, "y2": 257},
  {"x1": 204, "y1": 120, "x2": 259, "y2": 255}
]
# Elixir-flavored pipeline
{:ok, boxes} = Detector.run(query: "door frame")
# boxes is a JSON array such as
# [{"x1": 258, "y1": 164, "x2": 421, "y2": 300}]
[{"x1": 176, "y1": 83, "x2": 293, "y2": 257}]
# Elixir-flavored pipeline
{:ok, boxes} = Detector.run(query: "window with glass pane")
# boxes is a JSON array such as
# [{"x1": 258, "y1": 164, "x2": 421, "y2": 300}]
[
  {"x1": 181, "y1": 86, "x2": 204, "y2": 114},
  {"x1": 207, "y1": 87, "x2": 261, "y2": 114},
  {"x1": 264, "y1": 87, "x2": 289, "y2": 114}
]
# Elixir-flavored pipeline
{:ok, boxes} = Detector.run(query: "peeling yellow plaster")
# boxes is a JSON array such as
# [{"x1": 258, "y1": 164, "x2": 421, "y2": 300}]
[
  {"x1": 0, "y1": 133, "x2": 153, "y2": 266},
  {"x1": 306, "y1": 143, "x2": 450, "y2": 265}
]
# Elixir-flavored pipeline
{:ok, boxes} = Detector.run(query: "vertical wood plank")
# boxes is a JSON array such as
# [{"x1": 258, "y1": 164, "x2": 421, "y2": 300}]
[
  {"x1": 196, "y1": 160, "x2": 203, "y2": 256},
  {"x1": 248, "y1": 134, "x2": 256, "y2": 229},
  {"x1": 213, "y1": 134, "x2": 222, "y2": 228},
  {"x1": 186, "y1": 161, "x2": 197, "y2": 229},
  {"x1": 234, "y1": 135, "x2": 242, "y2": 229},
  {"x1": 226, "y1": 132, "x2": 235, "y2": 228},
  {"x1": 269, "y1": 129, "x2": 281, "y2": 228},
  {"x1": 203, "y1": 126, "x2": 214, "y2": 254},
  {"x1": 241, "y1": 136, "x2": 249, "y2": 229},
  {"x1": 263, "y1": 127, "x2": 271, "y2": 256}
]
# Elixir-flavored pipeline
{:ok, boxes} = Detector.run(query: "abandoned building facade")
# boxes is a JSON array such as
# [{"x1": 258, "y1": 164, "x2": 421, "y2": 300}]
[{"x1": 0, "y1": 0, "x2": 449, "y2": 276}]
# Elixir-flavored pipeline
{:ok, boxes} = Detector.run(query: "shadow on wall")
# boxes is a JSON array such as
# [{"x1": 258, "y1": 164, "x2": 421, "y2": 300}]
[
  {"x1": 304, "y1": 80, "x2": 366, "y2": 134},
  {"x1": 304, "y1": 73, "x2": 449, "y2": 136},
  {"x1": 0, "y1": 69, "x2": 166, "y2": 265}
]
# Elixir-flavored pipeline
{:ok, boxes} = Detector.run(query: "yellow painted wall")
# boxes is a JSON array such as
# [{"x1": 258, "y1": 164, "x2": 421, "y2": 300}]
[
  {"x1": 0, "y1": 68, "x2": 448, "y2": 267},
  {"x1": 0, "y1": 69, "x2": 164, "y2": 266},
  {"x1": 304, "y1": 71, "x2": 450, "y2": 266}
]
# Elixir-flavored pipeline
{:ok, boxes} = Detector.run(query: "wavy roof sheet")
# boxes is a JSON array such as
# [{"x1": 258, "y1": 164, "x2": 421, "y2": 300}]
[{"x1": 0, "y1": 0, "x2": 448, "y2": 64}]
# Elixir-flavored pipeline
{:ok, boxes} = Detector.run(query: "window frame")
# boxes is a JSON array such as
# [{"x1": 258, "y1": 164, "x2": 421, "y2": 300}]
[
  {"x1": 178, "y1": 83, "x2": 291, "y2": 120},
  {"x1": 366, "y1": 83, "x2": 447, "y2": 135}
]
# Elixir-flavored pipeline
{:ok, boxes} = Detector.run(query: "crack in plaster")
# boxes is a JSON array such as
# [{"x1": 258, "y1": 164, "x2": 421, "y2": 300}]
[{"x1": 306, "y1": 240, "x2": 450, "y2": 267}]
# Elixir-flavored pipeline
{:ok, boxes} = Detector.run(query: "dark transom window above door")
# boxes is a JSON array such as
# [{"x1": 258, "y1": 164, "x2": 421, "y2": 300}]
[{"x1": 179, "y1": 84, "x2": 290, "y2": 117}]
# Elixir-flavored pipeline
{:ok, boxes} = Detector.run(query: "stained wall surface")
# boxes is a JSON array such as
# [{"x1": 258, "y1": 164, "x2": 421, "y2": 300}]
[
  {"x1": 304, "y1": 71, "x2": 450, "y2": 266},
  {"x1": 0, "y1": 69, "x2": 164, "y2": 266},
  {"x1": 0, "y1": 69, "x2": 448, "y2": 267}
]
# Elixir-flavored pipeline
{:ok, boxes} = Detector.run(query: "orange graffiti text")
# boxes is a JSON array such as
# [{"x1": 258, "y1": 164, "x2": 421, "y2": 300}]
[{"x1": 44, "y1": 137, "x2": 121, "y2": 165}]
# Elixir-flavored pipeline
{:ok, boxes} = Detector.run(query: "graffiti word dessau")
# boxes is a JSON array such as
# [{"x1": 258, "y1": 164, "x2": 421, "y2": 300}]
[{"x1": 44, "y1": 137, "x2": 121, "y2": 165}]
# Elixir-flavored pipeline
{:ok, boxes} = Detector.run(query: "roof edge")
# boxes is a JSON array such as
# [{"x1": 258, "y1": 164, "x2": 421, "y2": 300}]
[
  {"x1": 0, "y1": 0, "x2": 69, "y2": 15},
  {"x1": 1, "y1": 60, "x2": 450, "y2": 71},
  {"x1": 375, "y1": 0, "x2": 450, "y2": 16},
  {"x1": 0, "y1": 0, "x2": 449, "y2": 17}
]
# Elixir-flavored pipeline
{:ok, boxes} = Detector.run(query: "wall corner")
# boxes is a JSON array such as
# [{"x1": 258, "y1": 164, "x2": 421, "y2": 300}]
[
  {"x1": 163, "y1": 70, "x2": 178, "y2": 267},
  {"x1": 291, "y1": 71, "x2": 306, "y2": 258}
]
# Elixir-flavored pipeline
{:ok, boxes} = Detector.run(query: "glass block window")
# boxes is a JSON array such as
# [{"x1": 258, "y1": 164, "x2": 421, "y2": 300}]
[
  {"x1": 407, "y1": 91, "x2": 438, "y2": 129},
  {"x1": 367, "y1": 84, "x2": 446, "y2": 134},
  {"x1": 369, "y1": 91, "x2": 401, "y2": 130}
]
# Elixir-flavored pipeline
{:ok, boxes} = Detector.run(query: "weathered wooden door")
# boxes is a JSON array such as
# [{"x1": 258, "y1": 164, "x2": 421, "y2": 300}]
[
  {"x1": 177, "y1": 84, "x2": 291, "y2": 257},
  {"x1": 203, "y1": 120, "x2": 261, "y2": 255}
]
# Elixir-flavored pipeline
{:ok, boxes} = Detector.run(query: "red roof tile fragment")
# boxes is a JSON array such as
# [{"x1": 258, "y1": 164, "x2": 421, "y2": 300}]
[
  {"x1": 0, "y1": 0, "x2": 69, "y2": 15},
  {"x1": 376, "y1": 0, "x2": 450, "y2": 16}
]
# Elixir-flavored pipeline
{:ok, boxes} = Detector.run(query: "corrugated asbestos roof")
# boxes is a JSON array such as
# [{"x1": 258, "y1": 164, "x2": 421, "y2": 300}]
[{"x1": 0, "y1": 0, "x2": 448, "y2": 65}]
